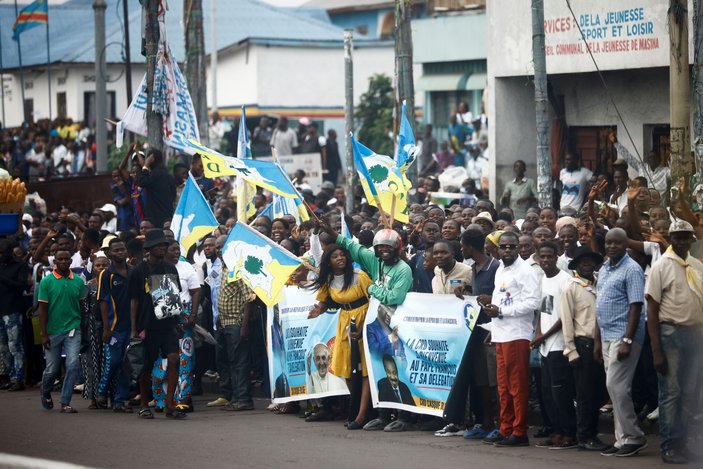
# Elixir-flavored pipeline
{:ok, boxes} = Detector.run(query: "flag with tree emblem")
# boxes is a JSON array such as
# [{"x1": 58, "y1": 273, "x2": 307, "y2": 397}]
[
  {"x1": 351, "y1": 133, "x2": 410, "y2": 223},
  {"x1": 222, "y1": 222, "x2": 302, "y2": 306}
]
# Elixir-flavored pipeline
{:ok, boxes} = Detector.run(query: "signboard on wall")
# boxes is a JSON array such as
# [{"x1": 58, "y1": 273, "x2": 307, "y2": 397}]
[
  {"x1": 256, "y1": 153, "x2": 323, "y2": 194},
  {"x1": 543, "y1": 1, "x2": 672, "y2": 73},
  {"x1": 491, "y1": 0, "x2": 691, "y2": 76}
]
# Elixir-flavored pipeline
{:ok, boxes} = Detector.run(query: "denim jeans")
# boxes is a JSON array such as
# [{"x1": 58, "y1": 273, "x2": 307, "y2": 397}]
[
  {"x1": 97, "y1": 330, "x2": 130, "y2": 405},
  {"x1": 0, "y1": 312, "x2": 25, "y2": 384},
  {"x1": 657, "y1": 323, "x2": 703, "y2": 452},
  {"x1": 41, "y1": 330, "x2": 82, "y2": 405},
  {"x1": 222, "y1": 324, "x2": 251, "y2": 403}
]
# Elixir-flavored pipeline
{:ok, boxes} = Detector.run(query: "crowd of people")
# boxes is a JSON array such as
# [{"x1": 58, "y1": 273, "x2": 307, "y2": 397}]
[{"x1": 1, "y1": 108, "x2": 703, "y2": 465}]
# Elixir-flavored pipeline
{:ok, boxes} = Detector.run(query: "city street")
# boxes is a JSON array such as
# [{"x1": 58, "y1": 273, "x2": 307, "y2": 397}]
[{"x1": 0, "y1": 390, "x2": 681, "y2": 469}]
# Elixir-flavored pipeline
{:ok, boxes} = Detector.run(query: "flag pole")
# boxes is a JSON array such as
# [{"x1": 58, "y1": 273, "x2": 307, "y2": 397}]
[
  {"x1": 0, "y1": 20, "x2": 6, "y2": 126},
  {"x1": 13, "y1": 0, "x2": 27, "y2": 124},
  {"x1": 389, "y1": 194, "x2": 397, "y2": 226},
  {"x1": 45, "y1": 0, "x2": 52, "y2": 120}
]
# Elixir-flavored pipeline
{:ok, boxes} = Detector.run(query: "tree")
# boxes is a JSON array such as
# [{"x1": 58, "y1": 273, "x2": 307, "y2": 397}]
[{"x1": 355, "y1": 74, "x2": 394, "y2": 156}]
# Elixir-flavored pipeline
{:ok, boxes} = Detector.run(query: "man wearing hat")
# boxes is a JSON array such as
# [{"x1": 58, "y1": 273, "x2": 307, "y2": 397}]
[
  {"x1": 99, "y1": 203, "x2": 117, "y2": 234},
  {"x1": 472, "y1": 212, "x2": 495, "y2": 236},
  {"x1": 559, "y1": 246, "x2": 608, "y2": 451},
  {"x1": 645, "y1": 220, "x2": 703, "y2": 464},
  {"x1": 129, "y1": 229, "x2": 184, "y2": 419}
]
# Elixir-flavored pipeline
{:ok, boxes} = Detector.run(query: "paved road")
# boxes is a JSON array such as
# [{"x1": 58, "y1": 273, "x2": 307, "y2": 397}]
[{"x1": 0, "y1": 390, "x2": 684, "y2": 468}]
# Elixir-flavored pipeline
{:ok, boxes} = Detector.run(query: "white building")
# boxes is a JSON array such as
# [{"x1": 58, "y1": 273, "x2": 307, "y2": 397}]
[{"x1": 487, "y1": 0, "x2": 691, "y2": 201}]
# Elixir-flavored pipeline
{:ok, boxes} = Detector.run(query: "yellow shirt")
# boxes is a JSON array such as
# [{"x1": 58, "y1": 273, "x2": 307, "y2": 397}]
[
  {"x1": 559, "y1": 277, "x2": 597, "y2": 362},
  {"x1": 645, "y1": 255, "x2": 703, "y2": 327}
]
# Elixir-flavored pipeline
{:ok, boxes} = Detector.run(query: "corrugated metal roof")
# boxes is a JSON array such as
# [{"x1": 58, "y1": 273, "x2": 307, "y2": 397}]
[{"x1": 0, "y1": 0, "x2": 346, "y2": 70}]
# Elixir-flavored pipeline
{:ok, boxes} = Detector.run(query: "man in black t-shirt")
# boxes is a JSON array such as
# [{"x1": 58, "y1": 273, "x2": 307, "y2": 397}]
[
  {"x1": 129, "y1": 229, "x2": 184, "y2": 419},
  {"x1": 138, "y1": 149, "x2": 176, "y2": 229}
]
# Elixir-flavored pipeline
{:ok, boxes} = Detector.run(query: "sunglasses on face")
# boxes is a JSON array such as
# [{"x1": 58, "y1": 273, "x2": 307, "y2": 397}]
[{"x1": 499, "y1": 244, "x2": 518, "y2": 250}]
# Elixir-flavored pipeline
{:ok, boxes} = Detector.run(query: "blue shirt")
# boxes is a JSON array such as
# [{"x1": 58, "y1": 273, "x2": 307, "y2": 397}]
[
  {"x1": 596, "y1": 254, "x2": 645, "y2": 344},
  {"x1": 97, "y1": 265, "x2": 131, "y2": 332}
]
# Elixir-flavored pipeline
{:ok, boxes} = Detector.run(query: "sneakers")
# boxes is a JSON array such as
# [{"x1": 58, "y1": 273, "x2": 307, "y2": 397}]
[
  {"x1": 435, "y1": 423, "x2": 464, "y2": 437},
  {"x1": 600, "y1": 446, "x2": 620, "y2": 456},
  {"x1": 463, "y1": 424, "x2": 489, "y2": 440},
  {"x1": 223, "y1": 401, "x2": 254, "y2": 411},
  {"x1": 206, "y1": 397, "x2": 229, "y2": 407},
  {"x1": 535, "y1": 435, "x2": 560, "y2": 448},
  {"x1": 40, "y1": 392, "x2": 53, "y2": 410},
  {"x1": 363, "y1": 418, "x2": 389, "y2": 431},
  {"x1": 578, "y1": 437, "x2": 608, "y2": 451},
  {"x1": 661, "y1": 449, "x2": 688, "y2": 464},
  {"x1": 614, "y1": 442, "x2": 647, "y2": 457},
  {"x1": 533, "y1": 426, "x2": 553, "y2": 438},
  {"x1": 647, "y1": 407, "x2": 659, "y2": 421},
  {"x1": 494, "y1": 434, "x2": 530, "y2": 447},
  {"x1": 482, "y1": 429, "x2": 504, "y2": 445},
  {"x1": 7, "y1": 382, "x2": 24, "y2": 392}
]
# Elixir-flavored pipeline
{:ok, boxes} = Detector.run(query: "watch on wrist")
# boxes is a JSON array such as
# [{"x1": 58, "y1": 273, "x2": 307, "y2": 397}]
[{"x1": 622, "y1": 337, "x2": 633, "y2": 345}]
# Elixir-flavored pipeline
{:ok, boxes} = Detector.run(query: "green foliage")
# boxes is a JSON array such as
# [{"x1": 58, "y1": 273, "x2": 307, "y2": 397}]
[
  {"x1": 244, "y1": 255, "x2": 266, "y2": 276},
  {"x1": 355, "y1": 74, "x2": 394, "y2": 156}
]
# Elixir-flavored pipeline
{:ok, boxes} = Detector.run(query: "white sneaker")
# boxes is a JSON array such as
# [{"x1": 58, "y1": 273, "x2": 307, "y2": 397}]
[
  {"x1": 206, "y1": 397, "x2": 229, "y2": 407},
  {"x1": 73, "y1": 383, "x2": 84, "y2": 393},
  {"x1": 646, "y1": 407, "x2": 659, "y2": 421}
]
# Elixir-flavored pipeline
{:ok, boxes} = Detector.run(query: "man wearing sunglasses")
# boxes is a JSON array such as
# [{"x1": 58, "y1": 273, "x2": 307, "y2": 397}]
[{"x1": 481, "y1": 231, "x2": 540, "y2": 447}]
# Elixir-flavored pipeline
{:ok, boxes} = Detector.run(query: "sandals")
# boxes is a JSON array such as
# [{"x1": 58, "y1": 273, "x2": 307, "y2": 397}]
[
  {"x1": 138, "y1": 407, "x2": 154, "y2": 419},
  {"x1": 164, "y1": 408, "x2": 187, "y2": 420},
  {"x1": 176, "y1": 403, "x2": 193, "y2": 413}
]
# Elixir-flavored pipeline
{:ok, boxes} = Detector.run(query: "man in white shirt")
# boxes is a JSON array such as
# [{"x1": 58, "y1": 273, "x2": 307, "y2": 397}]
[
  {"x1": 270, "y1": 117, "x2": 299, "y2": 156},
  {"x1": 51, "y1": 140, "x2": 71, "y2": 177},
  {"x1": 558, "y1": 153, "x2": 592, "y2": 212},
  {"x1": 531, "y1": 241, "x2": 577, "y2": 449},
  {"x1": 481, "y1": 231, "x2": 540, "y2": 447}
]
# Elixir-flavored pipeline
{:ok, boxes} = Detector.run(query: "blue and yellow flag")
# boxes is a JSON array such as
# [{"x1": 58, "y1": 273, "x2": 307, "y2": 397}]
[
  {"x1": 171, "y1": 174, "x2": 218, "y2": 254},
  {"x1": 236, "y1": 107, "x2": 258, "y2": 222},
  {"x1": 351, "y1": 134, "x2": 410, "y2": 223},
  {"x1": 12, "y1": 0, "x2": 48, "y2": 40},
  {"x1": 223, "y1": 222, "x2": 302, "y2": 306},
  {"x1": 396, "y1": 100, "x2": 419, "y2": 173},
  {"x1": 177, "y1": 136, "x2": 298, "y2": 198}
]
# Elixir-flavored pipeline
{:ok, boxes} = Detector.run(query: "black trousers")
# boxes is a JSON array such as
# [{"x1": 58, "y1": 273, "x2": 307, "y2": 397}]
[
  {"x1": 572, "y1": 337, "x2": 605, "y2": 441},
  {"x1": 541, "y1": 351, "x2": 577, "y2": 438}
]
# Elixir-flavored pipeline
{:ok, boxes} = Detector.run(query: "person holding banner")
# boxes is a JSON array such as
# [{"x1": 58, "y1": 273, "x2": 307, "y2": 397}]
[
  {"x1": 309, "y1": 244, "x2": 373, "y2": 430},
  {"x1": 319, "y1": 222, "x2": 413, "y2": 432}
]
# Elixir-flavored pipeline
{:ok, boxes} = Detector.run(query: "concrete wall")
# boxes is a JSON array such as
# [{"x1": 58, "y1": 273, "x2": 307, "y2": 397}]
[
  {"x1": 2, "y1": 63, "x2": 145, "y2": 128},
  {"x1": 206, "y1": 43, "x2": 260, "y2": 109},
  {"x1": 413, "y1": 12, "x2": 487, "y2": 64}
]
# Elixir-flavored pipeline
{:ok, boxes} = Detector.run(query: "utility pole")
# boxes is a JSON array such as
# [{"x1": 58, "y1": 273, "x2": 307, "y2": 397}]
[
  {"x1": 145, "y1": 0, "x2": 163, "y2": 151},
  {"x1": 394, "y1": 0, "x2": 416, "y2": 184},
  {"x1": 210, "y1": 0, "x2": 218, "y2": 113},
  {"x1": 344, "y1": 29, "x2": 354, "y2": 214},
  {"x1": 122, "y1": 0, "x2": 134, "y2": 143},
  {"x1": 669, "y1": 0, "x2": 694, "y2": 200},
  {"x1": 184, "y1": 0, "x2": 208, "y2": 145},
  {"x1": 532, "y1": 0, "x2": 552, "y2": 208},
  {"x1": 93, "y1": 0, "x2": 107, "y2": 174},
  {"x1": 693, "y1": 0, "x2": 703, "y2": 206}
]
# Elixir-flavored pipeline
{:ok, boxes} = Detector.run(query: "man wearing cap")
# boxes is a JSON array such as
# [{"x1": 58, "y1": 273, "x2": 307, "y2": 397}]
[
  {"x1": 99, "y1": 204, "x2": 118, "y2": 234},
  {"x1": 560, "y1": 246, "x2": 608, "y2": 451},
  {"x1": 645, "y1": 220, "x2": 703, "y2": 464},
  {"x1": 129, "y1": 229, "x2": 184, "y2": 419},
  {"x1": 595, "y1": 227, "x2": 647, "y2": 457}
]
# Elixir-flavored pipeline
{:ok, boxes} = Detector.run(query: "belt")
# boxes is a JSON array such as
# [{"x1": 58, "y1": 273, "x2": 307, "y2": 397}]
[{"x1": 328, "y1": 297, "x2": 369, "y2": 311}]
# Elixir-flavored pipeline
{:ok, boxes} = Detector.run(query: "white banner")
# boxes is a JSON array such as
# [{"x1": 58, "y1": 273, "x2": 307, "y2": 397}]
[{"x1": 257, "y1": 153, "x2": 323, "y2": 194}]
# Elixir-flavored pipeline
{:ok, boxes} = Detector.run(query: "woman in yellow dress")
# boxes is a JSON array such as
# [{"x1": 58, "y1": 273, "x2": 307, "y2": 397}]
[{"x1": 308, "y1": 244, "x2": 372, "y2": 430}]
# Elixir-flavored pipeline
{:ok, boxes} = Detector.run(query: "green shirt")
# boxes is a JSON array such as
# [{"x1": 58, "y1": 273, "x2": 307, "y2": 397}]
[
  {"x1": 503, "y1": 177, "x2": 537, "y2": 220},
  {"x1": 38, "y1": 270, "x2": 87, "y2": 335},
  {"x1": 336, "y1": 235, "x2": 412, "y2": 306}
]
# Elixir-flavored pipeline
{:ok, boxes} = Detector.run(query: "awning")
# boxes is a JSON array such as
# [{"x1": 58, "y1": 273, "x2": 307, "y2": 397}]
[
  {"x1": 416, "y1": 73, "x2": 463, "y2": 91},
  {"x1": 416, "y1": 72, "x2": 487, "y2": 92},
  {"x1": 463, "y1": 72, "x2": 487, "y2": 90}
]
